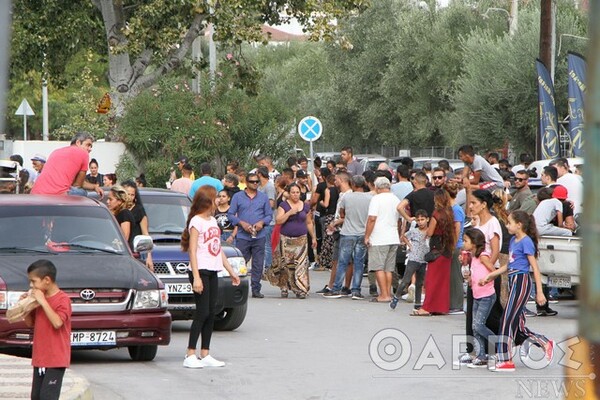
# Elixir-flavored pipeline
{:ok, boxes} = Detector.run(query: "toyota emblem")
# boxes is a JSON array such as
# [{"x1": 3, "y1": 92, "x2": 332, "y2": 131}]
[{"x1": 80, "y1": 289, "x2": 96, "y2": 301}]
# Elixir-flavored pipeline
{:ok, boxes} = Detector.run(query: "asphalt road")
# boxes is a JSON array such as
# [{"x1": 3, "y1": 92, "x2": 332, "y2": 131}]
[{"x1": 69, "y1": 271, "x2": 582, "y2": 400}]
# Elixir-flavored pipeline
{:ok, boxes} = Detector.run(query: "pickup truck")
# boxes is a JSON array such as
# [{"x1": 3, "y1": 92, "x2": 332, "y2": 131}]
[
  {"x1": 537, "y1": 235, "x2": 582, "y2": 288},
  {"x1": 137, "y1": 189, "x2": 249, "y2": 330},
  {"x1": 0, "y1": 195, "x2": 171, "y2": 361}
]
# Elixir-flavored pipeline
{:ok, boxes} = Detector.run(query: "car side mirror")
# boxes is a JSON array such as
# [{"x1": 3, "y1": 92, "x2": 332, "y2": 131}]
[{"x1": 133, "y1": 235, "x2": 154, "y2": 253}]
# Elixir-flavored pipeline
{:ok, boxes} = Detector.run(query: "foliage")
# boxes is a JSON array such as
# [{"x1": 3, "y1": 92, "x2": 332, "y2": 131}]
[
  {"x1": 448, "y1": 1, "x2": 588, "y2": 153},
  {"x1": 117, "y1": 69, "x2": 294, "y2": 186},
  {"x1": 115, "y1": 152, "x2": 140, "y2": 184}
]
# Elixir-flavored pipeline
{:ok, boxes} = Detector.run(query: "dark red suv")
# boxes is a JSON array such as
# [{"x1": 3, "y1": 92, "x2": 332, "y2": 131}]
[{"x1": 0, "y1": 195, "x2": 171, "y2": 361}]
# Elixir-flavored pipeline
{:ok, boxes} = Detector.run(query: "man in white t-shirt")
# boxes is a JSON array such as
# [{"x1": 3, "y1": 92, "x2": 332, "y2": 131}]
[
  {"x1": 550, "y1": 158, "x2": 583, "y2": 215},
  {"x1": 533, "y1": 187, "x2": 572, "y2": 237},
  {"x1": 364, "y1": 177, "x2": 400, "y2": 303}
]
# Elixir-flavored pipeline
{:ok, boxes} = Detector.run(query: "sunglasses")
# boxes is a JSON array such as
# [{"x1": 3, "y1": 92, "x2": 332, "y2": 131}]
[
  {"x1": 432, "y1": 176, "x2": 444, "y2": 180},
  {"x1": 410, "y1": 176, "x2": 416, "y2": 180},
  {"x1": 514, "y1": 178, "x2": 527, "y2": 182},
  {"x1": 247, "y1": 180, "x2": 259, "y2": 184}
]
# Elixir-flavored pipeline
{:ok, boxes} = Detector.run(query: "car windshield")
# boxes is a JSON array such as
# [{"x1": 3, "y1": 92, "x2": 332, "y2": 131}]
[
  {"x1": 142, "y1": 195, "x2": 190, "y2": 234},
  {"x1": 0, "y1": 206, "x2": 127, "y2": 254}
]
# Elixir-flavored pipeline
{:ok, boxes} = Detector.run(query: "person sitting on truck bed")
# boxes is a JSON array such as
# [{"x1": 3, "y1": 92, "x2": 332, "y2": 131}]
[
  {"x1": 532, "y1": 187, "x2": 572, "y2": 237},
  {"x1": 30, "y1": 132, "x2": 104, "y2": 199},
  {"x1": 549, "y1": 185, "x2": 577, "y2": 233}
]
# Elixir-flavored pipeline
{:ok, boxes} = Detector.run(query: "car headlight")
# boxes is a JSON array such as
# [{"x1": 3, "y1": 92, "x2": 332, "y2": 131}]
[
  {"x1": 218, "y1": 256, "x2": 247, "y2": 278},
  {"x1": 0, "y1": 291, "x2": 27, "y2": 309},
  {"x1": 133, "y1": 289, "x2": 168, "y2": 310}
]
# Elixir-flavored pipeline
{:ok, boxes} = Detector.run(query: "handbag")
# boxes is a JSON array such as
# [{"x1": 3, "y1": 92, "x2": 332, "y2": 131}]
[{"x1": 424, "y1": 235, "x2": 443, "y2": 262}]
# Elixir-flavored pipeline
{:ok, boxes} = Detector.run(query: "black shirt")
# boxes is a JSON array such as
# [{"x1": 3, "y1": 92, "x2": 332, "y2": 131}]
[
  {"x1": 315, "y1": 182, "x2": 327, "y2": 215},
  {"x1": 405, "y1": 188, "x2": 435, "y2": 218},
  {"x1": 215, "y1": 207, "x2": 233, "y2": 232},
  {"x1": 116, "y1": 208, "x2": 136, "y2": 250},
  {"x1": 324, "y1": 186, "x2": 339, "y2": 215}
]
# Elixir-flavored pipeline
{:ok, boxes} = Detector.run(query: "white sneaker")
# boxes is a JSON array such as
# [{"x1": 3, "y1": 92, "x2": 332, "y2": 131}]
[
  {"x1": 402, "y1": 285, "x2": 415, "y2": 303},
  {"x1": 183, "y1": 355, "x2": 204, "y2": 369},
  {"x1": 199, "y1": 354, "x2": 225, "y2": 367}
]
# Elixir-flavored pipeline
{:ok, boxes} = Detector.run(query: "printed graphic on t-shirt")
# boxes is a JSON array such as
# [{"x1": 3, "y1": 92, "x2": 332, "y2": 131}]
[{"x1": 204, "y1": 227, "x2": 221, "y2": 256}]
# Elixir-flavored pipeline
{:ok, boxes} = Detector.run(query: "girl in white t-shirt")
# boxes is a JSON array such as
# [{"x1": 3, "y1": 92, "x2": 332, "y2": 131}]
[{"x1": 181, "y1": 185, "x2": 240, "y2": 369}]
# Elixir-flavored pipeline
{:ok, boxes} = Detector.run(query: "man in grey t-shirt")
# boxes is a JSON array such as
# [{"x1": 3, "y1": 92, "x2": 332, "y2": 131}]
[
  {"x1": 458, "y1": 145, "x2": 504, "y2": 190},
  {"x1": 341, "y1": 146, "x2": 362, "y2": 177},
  {"x1": 323, "y1": 175, "x2": 373, "y2": 299}
]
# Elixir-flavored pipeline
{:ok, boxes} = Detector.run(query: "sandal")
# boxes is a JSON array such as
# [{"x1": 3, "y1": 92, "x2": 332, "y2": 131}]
[
  {"x1": 296, "y1": 293, "x2": 307, "y2": 299},
  {"x1": 410, "y1": 309, "x2": 432, "y2": 317},
  {"x1": 281, "y1": 289, "x2": 288, "y2": 298}
]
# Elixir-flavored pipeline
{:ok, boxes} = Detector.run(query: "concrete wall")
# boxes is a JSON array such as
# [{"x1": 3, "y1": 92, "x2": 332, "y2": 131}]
[{"x1": 0, "y1": 140, "x2": 127, "y2": 174}]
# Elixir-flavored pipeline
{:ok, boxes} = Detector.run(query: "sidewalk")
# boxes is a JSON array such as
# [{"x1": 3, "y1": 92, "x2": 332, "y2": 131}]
[{"x1": 0, "y1": 353, "x2": 92, "y2": 399}]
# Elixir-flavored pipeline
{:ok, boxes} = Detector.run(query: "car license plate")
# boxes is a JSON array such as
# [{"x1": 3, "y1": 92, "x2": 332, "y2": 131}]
[
  {"x1": 166, "y1": 283, "x2": 193, "y2": 294},
  {"x1": 548, "y1": 276, "x2": 571, "y2": 288},
  {"x1": 71, "y1": 331, "x2": 116, "y2": 346}
]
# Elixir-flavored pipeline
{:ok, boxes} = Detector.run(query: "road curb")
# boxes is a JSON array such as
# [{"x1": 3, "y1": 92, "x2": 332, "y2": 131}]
[{"x1": 0, "y1": 354, "x2": 93, "y2": 399}]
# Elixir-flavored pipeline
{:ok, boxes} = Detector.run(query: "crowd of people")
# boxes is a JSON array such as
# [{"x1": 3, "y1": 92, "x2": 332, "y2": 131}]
[{"x1": 16, "y1": 133, "x2": 584, "y2": 374}]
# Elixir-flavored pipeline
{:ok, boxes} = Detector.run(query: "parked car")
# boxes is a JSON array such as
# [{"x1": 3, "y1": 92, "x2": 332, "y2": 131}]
[
  {"x1": 315, "y1": 152, "x2": 341, "y2": 164},
  {"x1": 357, "y1": 154, "x2": 387, "y2": 173},
  {"x1": 137, "y1": 189, "x2": 249, "y2": 330},
  {"x1": 0, "y1": 195, "x2": 171, "y2": 361},
  {"x1": 389, "y1": 157, "x2": 464, "y2": 173}
]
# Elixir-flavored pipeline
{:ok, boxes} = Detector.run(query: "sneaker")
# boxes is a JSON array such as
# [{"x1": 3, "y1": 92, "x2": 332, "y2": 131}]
[
  {"x1": 527, "y1": 296, "x2": 536, "y2": 304},
  {"x1": 369, "y1": 284, "x2": 378, "y2": 296},
  {"x1": 309, "y1": 262, "x2": 318, "y2": 270},
  {"x1": 390, "y1": 295, "x2": 399, "y2": 310},
  {"x1": 487, "y1": 355, "x2": 497, "y2": 371},
  {"x1": 547, "y1": 296, "x2": 559, "y2": 304},
  {"x1": 252, "y1": 291, "x2": 264, "y2": 299},
  {"x1": 316, "y1": 285, "x2": 331, "y2": 294},
  {"x1": 352, "y1": 292, "x2": 364, "y2": 300},
  {"x1": 546, "y1": 340, "x2": 555, "y2": 362},
  {"x1": 281, "y1": 289, "x2": 288, "y2": 298},
  {"x1": 198, "y1": 354, "x2": 225, "y2": 368},
  {"x1": 537, "y1": 307, "x2": 558, "y2": 317},
  {"x1": 524, "y1": 308, "x2": 537, "y2": 318},
  {"x1": 494, "y1": 361, "x2": 516, "y2": 372},
  {"x1": 457, "y1": 353, "x2": 473, "y2": 365},
  {"x1": 406, "y1": 284, "x2": 415, "y2": 303},
  {"x1": 323, "y1": 291, "x2": 342, "y2": 299},
  {"x1": 467, "y1": 357, "x2": 488, "y2": 368},
  {"x1": 519, "y1": 341, "x2": 531, "y2": 359},
  {"x1": 448, "y1": 309, "x2": 465, "y2": 315},
  {"x1": 341, "y1": 287, "x2": 352, "y2": 296},
  {"x1": 296, "y1": 293, "x2": 307, "y2": 299},
  {"x1": 183, "y1": 355, "x2": 204, "y2": 369}
]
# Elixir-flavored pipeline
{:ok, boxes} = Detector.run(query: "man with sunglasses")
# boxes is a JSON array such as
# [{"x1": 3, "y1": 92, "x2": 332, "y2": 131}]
[
  {"x1": 508, "y1": 170, "x2": 537, "y2": 214},
  {"x1": 228, "y1": 172, "x2": 273, "y2": 298},
  {"x1": 428, "y1": 167, "x2": 447, "y2": 191}
]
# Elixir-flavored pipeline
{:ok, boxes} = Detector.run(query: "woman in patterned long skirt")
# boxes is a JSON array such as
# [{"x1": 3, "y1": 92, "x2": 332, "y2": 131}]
[{"x1": 267, "y1": 183, "x2": 317, "y2": 299}]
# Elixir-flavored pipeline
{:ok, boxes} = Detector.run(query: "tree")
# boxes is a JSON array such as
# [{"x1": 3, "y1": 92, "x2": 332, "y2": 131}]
[
  {"x1": 118, "y1": 66, "x2": 294, "y2": 186},
  {"x1": 448, "y1": 1, "x2": 587, "y2": 152},
  {"x1": 12, "y1": 1, "x2": 368, "y2": 116}
]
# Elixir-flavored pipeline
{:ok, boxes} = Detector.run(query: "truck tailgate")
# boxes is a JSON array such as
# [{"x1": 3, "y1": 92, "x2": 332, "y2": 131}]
[{"x1": 538, "y1": 236, "x2": 582, "y2": 286}]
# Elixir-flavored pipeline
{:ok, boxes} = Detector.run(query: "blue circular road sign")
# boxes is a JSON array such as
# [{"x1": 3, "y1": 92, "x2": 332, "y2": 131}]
[{"x1": 298, "y1": 116, "x2": 323, "y2": 142}]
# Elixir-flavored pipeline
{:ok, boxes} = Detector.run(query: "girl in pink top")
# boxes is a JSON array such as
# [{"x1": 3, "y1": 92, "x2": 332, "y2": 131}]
[
  {"x1": 181, "y1": 185, "x2": 240, "y2": 369},
  {"x1": 462, "y1": 228, "x2": 496, "y2": 368}
]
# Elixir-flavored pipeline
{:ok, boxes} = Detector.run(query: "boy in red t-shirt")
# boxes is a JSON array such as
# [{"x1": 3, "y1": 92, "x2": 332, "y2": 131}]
[{"x1": 22, "y1": 259, "x2": 72, "y2": 400}]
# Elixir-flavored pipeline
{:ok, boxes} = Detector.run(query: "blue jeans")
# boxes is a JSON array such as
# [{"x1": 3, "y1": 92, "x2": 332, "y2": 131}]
[
  {"x1": 473, "y1": 293, "x2": 497, "y2": 358},
  {"x1": 333, "y1": 235, "x2": 366, "y2": 293},
  {"x1": 263, "y1": 225, "x2": 273, "y2": 268},
  {"x1": 221, "y1": 231, "x2": 235, "y2": 247},
  {"x1": 68, "y1": 187, "x2": 88, "y2": 196},
  {"x1": 236, "y1": 237, "x2": 266, "y2": 294}
]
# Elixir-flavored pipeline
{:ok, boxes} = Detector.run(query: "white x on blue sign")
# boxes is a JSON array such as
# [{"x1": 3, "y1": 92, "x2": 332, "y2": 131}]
[{"x1": 298, "y1": 116, "x2": 323, "y2": 142}]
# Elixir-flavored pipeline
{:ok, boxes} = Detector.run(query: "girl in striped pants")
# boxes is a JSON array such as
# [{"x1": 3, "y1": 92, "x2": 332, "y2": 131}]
[{"x1": 480, "y1": 211, "x2": 554, "y2": 372}]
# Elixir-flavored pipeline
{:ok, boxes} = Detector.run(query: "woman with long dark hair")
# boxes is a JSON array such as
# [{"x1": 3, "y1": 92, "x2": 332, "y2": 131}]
[
  {"x1": 411, "y1": 190, "x2": 456, "y2": 316},
  {"x1": 122, "y1": 180, "x2": 153, "y2": 271},
  {"x1": 181, "y1": 185, "x2": 240, "y2": 369}
]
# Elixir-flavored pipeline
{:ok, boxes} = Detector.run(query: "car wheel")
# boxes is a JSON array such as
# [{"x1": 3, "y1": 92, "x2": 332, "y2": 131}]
[
  {"x1": 213, "y1": 303, "x2": 247, "y2": 331},
  {"x1": 128, "y1": 345, "x2": 158, "y2": 361}
]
